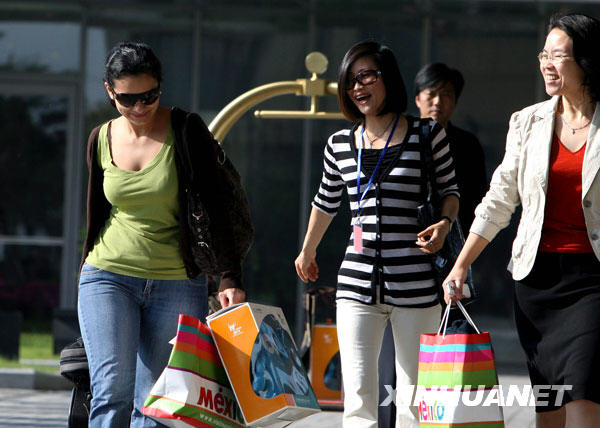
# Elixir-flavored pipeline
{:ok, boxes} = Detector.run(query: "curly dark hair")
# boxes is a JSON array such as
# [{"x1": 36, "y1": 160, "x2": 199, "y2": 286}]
[{"x1": 548, "y1": 13, "x2": 600, "y2": 102}]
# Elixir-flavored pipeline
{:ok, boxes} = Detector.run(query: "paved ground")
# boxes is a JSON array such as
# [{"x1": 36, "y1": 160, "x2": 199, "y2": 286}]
[
  {"x1": 0, "y1": 374, "x2": 534, "y2": 427},
  {"x1": 0, "y1": 388, "x2": 72, "y2": 427}
]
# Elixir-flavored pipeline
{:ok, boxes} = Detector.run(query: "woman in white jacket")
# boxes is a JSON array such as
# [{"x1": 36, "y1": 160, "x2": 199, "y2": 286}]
[{"x1": 444, "y1": 13, "x2": 600, "y2": 428}]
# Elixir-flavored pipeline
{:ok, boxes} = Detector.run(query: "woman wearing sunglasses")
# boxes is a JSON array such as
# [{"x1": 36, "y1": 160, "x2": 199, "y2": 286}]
[
  {"x1": 444, "y1": 13, "x2": 600, "y2": 428},
  {"x1": 295, "y1": 40, "x2": 459, "y2": 427},
  {"x1": 77, "y1": 41, "x2": 250, "y2": 427}
]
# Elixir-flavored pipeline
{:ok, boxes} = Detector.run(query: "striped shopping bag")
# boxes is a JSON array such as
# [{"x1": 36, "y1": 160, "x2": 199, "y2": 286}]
[
  {"x1": 416, "y1": 302, "x2": 504, "y2": 427},
  {"x1": 142, "y1": 314, "x2": 244, "y2": 428}
]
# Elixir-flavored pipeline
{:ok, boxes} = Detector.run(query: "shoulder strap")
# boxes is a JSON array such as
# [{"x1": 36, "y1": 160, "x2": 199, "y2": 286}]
[
  {"x1": 420, "y1": 121, "x2": 439, "y2": 204},
  {"x1": 171, "y1": 107, "x2": 195, "y2": 185},
  {"x1": 171, "y1": 107, "x2": 220, "y2": 188}
]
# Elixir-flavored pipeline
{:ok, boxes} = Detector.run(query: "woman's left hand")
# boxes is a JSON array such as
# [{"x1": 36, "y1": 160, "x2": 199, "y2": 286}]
[
  {"x1": 218, "y1": 288, "x2": 246, "y2": 308},
  {"x1": 416, "y1": 219, "x2": 451, "y2": 254}
]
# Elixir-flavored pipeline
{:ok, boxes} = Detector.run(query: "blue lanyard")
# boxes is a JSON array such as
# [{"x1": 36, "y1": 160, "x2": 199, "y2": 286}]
[{"x1": 356, "y1": 114, "x2": 400, "y2": 219}]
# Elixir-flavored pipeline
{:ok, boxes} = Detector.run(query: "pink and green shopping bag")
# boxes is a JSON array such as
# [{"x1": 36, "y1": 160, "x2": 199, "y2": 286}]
[
  {"x1": 416, "y1": 301, "x2": 505, "y2": 427},
  {"x1": 142, "y1": 314, "x2": 244, "y2": 428}
]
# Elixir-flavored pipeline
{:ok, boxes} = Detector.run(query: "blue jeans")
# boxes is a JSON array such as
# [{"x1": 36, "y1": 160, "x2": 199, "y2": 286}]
[{"x1": 77, "y1": 263, "x2": 208, "y2": 428}]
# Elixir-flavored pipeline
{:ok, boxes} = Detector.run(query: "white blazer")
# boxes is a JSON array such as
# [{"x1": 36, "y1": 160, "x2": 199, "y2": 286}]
[{"x1": 471, "y1": 96, "x2": 600, "y2": 281}]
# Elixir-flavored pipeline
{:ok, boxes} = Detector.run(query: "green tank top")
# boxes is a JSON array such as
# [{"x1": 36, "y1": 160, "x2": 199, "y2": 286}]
[{"x1": 86, "y1": 121, "x2": 188, "y2": 279}]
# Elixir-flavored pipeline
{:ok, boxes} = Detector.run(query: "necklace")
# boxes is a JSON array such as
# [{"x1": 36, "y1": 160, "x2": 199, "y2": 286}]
[
  {"x1": 364, "y1": 116, "x2": 396, "y2": 148},
  {"x1": 364, "y1": 130, "x2": 376, "y2": 148},
  {"x1": 561, "y1": 115, "x2": 591, "y2": 135}
]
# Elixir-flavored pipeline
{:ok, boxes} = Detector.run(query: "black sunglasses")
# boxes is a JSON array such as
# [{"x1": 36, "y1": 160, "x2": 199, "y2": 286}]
[
  {"x1": 110, "y1": 86, "x2": 161, "y2": 107},
  {"x1": 346, "y1": 69, "x2": 381, "y2": 88}
]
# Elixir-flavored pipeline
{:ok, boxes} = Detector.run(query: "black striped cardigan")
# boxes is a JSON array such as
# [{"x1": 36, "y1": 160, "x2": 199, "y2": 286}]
[{"x1": 312, "y1": 116, "x2": 459, "y2": 307}]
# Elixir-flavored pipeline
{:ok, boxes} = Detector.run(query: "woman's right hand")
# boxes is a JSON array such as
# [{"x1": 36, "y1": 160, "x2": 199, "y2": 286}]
[
  {"x1": 442, "y1": 266, "x2": 469, "y2": 305},
  {"x1": 295, "y1": 249, "x2": 319, "y2": 283}
]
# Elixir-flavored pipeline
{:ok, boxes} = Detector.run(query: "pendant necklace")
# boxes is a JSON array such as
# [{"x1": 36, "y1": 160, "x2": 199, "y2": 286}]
[
  {"x1": 561, "y1": 115, "x2": 591, "y2": 134},
  {"x1": 365, "y1": 115, "x2": 396, "y2": 148}
]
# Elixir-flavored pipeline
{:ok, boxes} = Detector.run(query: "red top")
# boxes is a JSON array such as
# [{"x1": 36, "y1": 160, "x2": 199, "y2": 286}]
[{"x1": 539, "y1": 134, "x2": 593, "y2": 253}]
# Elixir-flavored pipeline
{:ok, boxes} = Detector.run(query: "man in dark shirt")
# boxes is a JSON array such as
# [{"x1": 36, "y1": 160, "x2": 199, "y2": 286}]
[{"x1": 414, "y1": 63, "x2": 487, "y2": 236}]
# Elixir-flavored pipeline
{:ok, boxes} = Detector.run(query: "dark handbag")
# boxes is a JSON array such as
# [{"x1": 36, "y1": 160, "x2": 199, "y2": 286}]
[
  {"x1": 175, "y1": 109, "x2": 253, "y2": 276},
  {"x1": 187, "y1": 190, "x2": 218, "y2": 274},
  {"x1": 187, "y1": 142, "x2": 253, "y2": 275},
  {"x1": 417, "y1": 122, "x2": 476, "y2": 301}
]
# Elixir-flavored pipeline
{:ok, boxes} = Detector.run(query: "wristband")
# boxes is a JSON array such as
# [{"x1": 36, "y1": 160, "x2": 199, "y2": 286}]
[{"x1": 440, "y1": 215, "x2": 453, "y2": 225}]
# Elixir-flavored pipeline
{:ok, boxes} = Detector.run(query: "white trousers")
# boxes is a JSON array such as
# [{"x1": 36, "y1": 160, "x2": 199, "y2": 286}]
[{"x1": 336, "y1": 298, "x2": 440, "y2": 428}]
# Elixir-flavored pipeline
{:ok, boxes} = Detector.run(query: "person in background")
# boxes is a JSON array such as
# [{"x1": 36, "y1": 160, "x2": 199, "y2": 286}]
[
  {"x1": 445, "y1": 13, "x2": 600, "y2": 428},
  {"x1": 378, "y1": 62, "x2": 487, "y2": 427},
  {"x1": 414, "y1": 62, "x2": 487, "y2": 236},
  {"x1": 295, "y1": 40, "x2": 459, "y2": 427},
  {"x1": 78, "y1": 41, "x2": 249, "y2": 427}
]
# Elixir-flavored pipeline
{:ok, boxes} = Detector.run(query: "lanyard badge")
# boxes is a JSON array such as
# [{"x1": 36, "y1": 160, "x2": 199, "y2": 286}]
[
  {"x1": 353, "y1": 223, "x2": 364, "y2": 253},
  {"x1": 353, "y1": 115, "x2": 400, "y2": 253}
]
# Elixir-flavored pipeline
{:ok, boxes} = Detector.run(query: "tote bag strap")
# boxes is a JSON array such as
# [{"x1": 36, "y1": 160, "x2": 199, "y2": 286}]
[{"x1": 438, "y1": 300, "x2": 481, "y2": 337}]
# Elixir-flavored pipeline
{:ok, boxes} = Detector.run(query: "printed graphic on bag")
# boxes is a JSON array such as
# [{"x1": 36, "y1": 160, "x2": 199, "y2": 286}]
[
  {"x1": 416, "y1": 331, "x2": 504, "y2": 428},
  {"x1": 324, "y1": 352, "x2": 341, "y2": 391},
  {"x1": 207, "y1": 303, "x2": 320, "y2": 427},
  {"x1": 142, "y1": 314, "x2": 244, "y2": 428},
  {"x1": 250, "y1": 314, "x2": 311, "y2": 398}
]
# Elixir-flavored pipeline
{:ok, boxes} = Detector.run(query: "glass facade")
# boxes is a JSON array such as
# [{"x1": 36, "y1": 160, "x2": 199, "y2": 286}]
[
  {"x1": 2, "y1": 0, "x2": 600, "y2": 338},
  {"x1": 0, "y1": 94, "x2": 67, "y2": 236},
  {"x1": 0, "y1": 22, "x2": 80, "y2": 73}
]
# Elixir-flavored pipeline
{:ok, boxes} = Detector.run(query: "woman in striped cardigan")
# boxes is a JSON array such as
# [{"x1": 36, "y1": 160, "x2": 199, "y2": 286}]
[{"x1": 295, "y1": 40, "x2": 459, "y2": 427}]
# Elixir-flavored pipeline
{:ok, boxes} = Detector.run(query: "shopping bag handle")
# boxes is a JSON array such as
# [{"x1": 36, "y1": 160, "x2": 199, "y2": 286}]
[{"x1": 437, "y1": 300, "x2": 480, "y2": 337}]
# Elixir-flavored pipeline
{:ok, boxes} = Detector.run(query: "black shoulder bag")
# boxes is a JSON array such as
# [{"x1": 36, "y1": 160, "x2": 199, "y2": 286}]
[
  {"x1": 172, "y1": 108, "x2": 253, "y2": 277},
  {"x1": 185, "y1": 142, "x2": 253, "y2": 275},
  {"x1": 417, "y1": 122, "x2": 476, "y2": 302}
]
